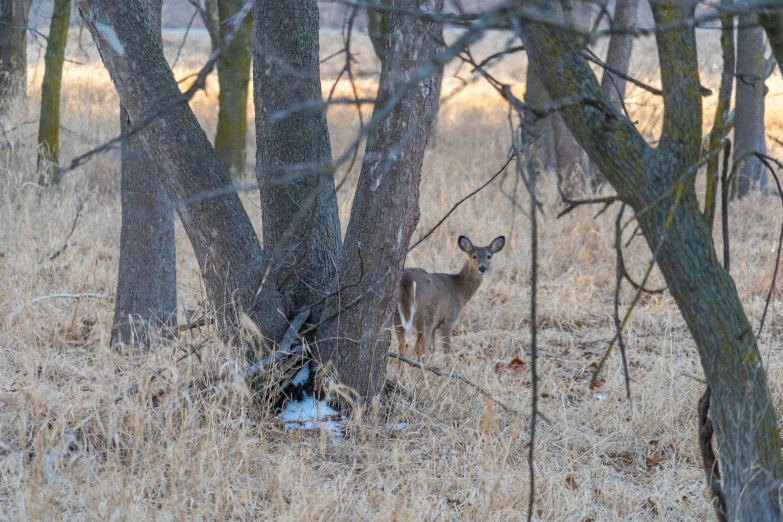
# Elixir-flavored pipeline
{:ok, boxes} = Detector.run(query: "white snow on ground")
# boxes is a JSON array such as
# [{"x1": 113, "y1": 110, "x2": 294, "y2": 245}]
[
  {"x1": 290, "y1": 364, "x2": 310, "y2": 387},
  {"x1": 276, "y1": 394, "x2": 343, "y2": 436}
]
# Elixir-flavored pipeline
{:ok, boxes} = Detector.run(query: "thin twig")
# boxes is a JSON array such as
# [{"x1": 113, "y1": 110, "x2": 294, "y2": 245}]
[
  {"x1": 754, "y1": 153, "x2": 783, "y2": 339},
  {"x1": 48, "y1": 199, "x2": 85, "y2": 260},
  {"x1": 407, "y1": 151, "x2": 516, "y2": 253},
  {"x1": 613, "y1": 205, "x2": 632, "y2": 401},
  {"x1": 386, "y1": 352, "x2": 522, "y2": 416},
  {"x1": 31, "y1": 292, "x2": 107, "y2": 304}
]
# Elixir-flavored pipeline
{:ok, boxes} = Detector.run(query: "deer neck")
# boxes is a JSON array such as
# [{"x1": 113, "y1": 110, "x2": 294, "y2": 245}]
[{"x1": 456, "y1": 262, "x2": 484, "y2": 304}]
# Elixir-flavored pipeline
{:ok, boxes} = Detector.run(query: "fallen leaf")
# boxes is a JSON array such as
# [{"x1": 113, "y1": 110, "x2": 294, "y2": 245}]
[
  {"x1": 0, "y1": 252, "x2": 5, "y2": 258},
  {"x1": 565, "y1": 475, "x2": 579, "y2": 490},
  {"x1": 495, "y1": 357, "x2": 526, "y2": 374},
  {"x1": 648, "y1": 439, "x2": 659, "y2": 446},
  {"x1": 645, "y1": 454, "x2": 660, "y2": 467},
  {"x1": 590, "y1": 376, "x2": 606, "y2": 389}
]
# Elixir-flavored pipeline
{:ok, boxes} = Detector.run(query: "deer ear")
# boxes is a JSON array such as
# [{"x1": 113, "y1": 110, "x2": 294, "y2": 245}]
[
  {"x1": 458, "y1": 236, "x2": 473, "y2": 253},
  {"x1": 489, "y1": 236, "x2": 506, "y2": 253}
]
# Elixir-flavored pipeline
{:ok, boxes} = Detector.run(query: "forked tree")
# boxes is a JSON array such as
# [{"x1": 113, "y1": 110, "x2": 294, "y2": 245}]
[
  {"x1": 518, "y1": 1, "x2": 782, "y2": 518},
  {"x1": 76, "y1": 0, "x2": 441, "y2": 398}
]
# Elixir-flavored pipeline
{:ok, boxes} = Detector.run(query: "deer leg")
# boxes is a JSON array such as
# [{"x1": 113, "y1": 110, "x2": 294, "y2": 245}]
[
  {"x1": 394, "y1": 316, "x2": 409, "y2": 355},
  {"x1": 440, "y1": 323, "x2": 453, "y2": 353},
  {"x1": 413, "y1": 331, "x2": 429, "y2": 359}
]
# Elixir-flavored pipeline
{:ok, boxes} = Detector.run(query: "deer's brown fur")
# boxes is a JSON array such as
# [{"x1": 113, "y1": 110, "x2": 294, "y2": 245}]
[{"x1": 395, "y1": 235, "x2": 505, "y2": 357}]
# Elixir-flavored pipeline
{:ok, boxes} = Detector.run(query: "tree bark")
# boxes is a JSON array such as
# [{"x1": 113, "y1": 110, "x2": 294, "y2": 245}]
[
  {"x1": 36, "y1": 0, "x2": 71, "y2": 185},
  {"x1": 214, "y1": 0, "x2": 251, "y2": 177},
  {"x1": 253, "y1": 0, "x2": 342, "y2": 323},
  {"x1": 0, "y1": 0, "x2": 32, "y2": 118},
  {"x1": 600, "y1": 0, "x2": 638, "y2": 110},
  {"x1": 202, "y1": 0, "x2": 220, "y2": 50},
  {"x1": 111, "y1": 0, "x2": 178, "y2": 349},
  {"x1": 76, "y1": 0, "x2": 289, "y2": 343},
  {"x1": 518, "y1": 1, "x2": 783, "y2": 518},
  {"x1": 734, "y1": 14, "x2": 767, "y2": 198},
  {"x1": 317, "y1": 0, "x2": 443, "y2": 400}
]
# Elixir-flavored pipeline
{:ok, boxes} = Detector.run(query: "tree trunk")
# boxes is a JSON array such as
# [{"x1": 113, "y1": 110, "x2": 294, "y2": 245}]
[
  {"x1": 202, "y1": 0, "x2": 220, "y2": 50},
  {"x1": 36, "y1": 0, "x2": 71, "y2": 185},
  {"x1": 367, "y1": 0, "x2": 390, "y2": 63},
  {"x1": 0, "y1": 0, "x2": 31, "y2": 118},
  {"x1": 524, "y1": 66, "x2": 557, "y2": 173},
  {"x1": 214, "y1": 0, "x2": 251, "y2": 177},
  {"x1": 253, "y1": 0, "x2": 342, "y2": 323},
  {"x1": 734, "y1": 14, "x2": 767, "y2": 198},
  {"x1": 518, "y1": 1, "x2": 783, "y2": 518},
  {"x1": 111, "y1": 0, "x2": 178, "y2": 349},
  {"x1": 600, "y1": 0, "x2": 638, "y2": 110},
  {"x1": 317, "y1": 0, "x2": 443, "y2": 400},
  {"x1": 76, "y1": 0, "x2": 289, "y2": 343}
]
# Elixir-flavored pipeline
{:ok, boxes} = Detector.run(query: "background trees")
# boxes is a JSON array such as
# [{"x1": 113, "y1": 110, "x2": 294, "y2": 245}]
[
  {"x1": 0, "y1": 0, "x2": 32, "y2": 118},
  {"x1": 36, "y1": 0, "x2": 70, "y2": 185}
]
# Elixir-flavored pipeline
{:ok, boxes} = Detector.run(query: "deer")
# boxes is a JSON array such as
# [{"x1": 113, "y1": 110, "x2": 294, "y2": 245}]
[{"x1": 395, "y1": 235, "x2": 506, "y2": 357}]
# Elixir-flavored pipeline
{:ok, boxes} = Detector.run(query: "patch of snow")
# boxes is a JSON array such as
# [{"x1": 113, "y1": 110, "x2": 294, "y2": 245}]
[
  {"x1": 290, "y1": 364, "x2": 310, "y2": 387},
  {"x1": 276, "y1": 394, "x2": 342, "y2": 436},
  {"x1": 393, "y1": 422, "x2": 408, "y2": 431},
  {"x1": 592, "y1": 394, "x2": 606, "y2": 401},
  {"x1": 95, "y1": 22, "x2": 125, "y2": 56}
]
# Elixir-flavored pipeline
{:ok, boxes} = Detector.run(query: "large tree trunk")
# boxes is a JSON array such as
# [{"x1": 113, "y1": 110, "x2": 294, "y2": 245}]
[
  {"x1": 317, "y1": 0, "x2": 443, "y2": 400},
  {"x1": 36, "y1": 0, "x2": 71, "y2": 185},
  {"x1": 76, "y1": 0, "x2": 289, "y2": 343},
  {"x1": 0, "y1": 0, "x2": 31, "y2": 118},
  {"x1": 367, "y1": 0, "x2": 391, "y2": 63},
  {"x1": 253, "y1": 0, "x2": 342, "y2": 323},
  {"x1": 111, "y1": 0, "x2": 178, "y2": 349},
  {"x1": 214, "y1": 0, "x2": 251, "y2": 177},
  {"x1": 734, "y1": 14, "x2": 767, "y2": 198},
  {"x1": 600, "y1": 0, "x2": 638, "y2": 110},
  {"x1": 518, "y1": 1, "x2": 783, "y2": 519}
]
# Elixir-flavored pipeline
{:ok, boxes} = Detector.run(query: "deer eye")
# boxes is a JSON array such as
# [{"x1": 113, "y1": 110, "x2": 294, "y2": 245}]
[
  {"x1": 487, "y1": 254, "x2": 492, "y2": 259},
  {"x1": 472, "y1": 255, "x2": 477, "y2": 259}
]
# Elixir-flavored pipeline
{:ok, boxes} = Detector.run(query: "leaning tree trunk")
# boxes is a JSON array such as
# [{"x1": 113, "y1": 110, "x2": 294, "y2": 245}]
[
  {"x1": 76, "y1": 0, "x2": 289, "y2": 344},
  {"x1": 253, "y1": 0, "x2": 342, "y2": 323},
  {"x1": 518, "y1": 1, "x2": 783, "y2": 519},
  {"x1": 111, "y1": 0, "x2": 178, "y2": 349},
  {"x1": 734, "y1": 14, "x2": 767, "y2": 198},
  {"x1": 317, "y1": 0, "x2": 444, "y2": 400},
  {"x1": 367, "y1": 0, "x2": 391, "y2": 63},
  {"x1": 214, "y1": 0, "x2": 251, "y2": 177},
  {"x1": 0, "y1": 0, "x2": 32, "y2": 118},
  {"x1": 36, "y1": 0, "x2": 71, "y2": 185}
]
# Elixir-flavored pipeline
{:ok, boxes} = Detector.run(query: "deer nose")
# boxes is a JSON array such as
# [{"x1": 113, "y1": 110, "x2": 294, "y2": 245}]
[{"x1": 479, "y1": 265, "x2": 487, "y2": 273}]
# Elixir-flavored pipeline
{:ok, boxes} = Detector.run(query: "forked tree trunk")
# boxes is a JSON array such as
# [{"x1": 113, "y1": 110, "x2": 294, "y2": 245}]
[
  {"x1": 253, "y1": 0, "x2": 342, "y2": 323},
  {"x1": 317, "y1": 0, "x2": 444, "y2": 400},
  {"x1": 76, "y1": 0, "x2": 289, "y2": 343},
  {"x1": 519, "y1": 1, "x2": 783, "y2": 518},
  {"x1": 36, "y1": 0, "x2": 71, "y2": 185},
  {"x1": 0, "y1": 0, "x2": 32, "y2": 118},
  {"x1": 734, "y1": 14, "x2": 767, "y2": 198},
  {"x1": 214, "y1": 0, "x2": 251, "y2": 177},
  {"x1": 111, "y1": 0, "x2": 177, "y2": 349}
]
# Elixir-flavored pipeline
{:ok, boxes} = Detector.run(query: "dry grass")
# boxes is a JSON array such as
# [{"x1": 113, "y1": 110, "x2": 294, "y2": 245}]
[{"x1": 2, "y1": 27, "x2": 783, "y2": 521}]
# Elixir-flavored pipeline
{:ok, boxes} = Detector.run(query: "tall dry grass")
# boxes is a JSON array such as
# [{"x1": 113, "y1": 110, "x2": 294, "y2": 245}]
[{"x1": 1, "y1": 27, "x2": 783, "y2": 520}]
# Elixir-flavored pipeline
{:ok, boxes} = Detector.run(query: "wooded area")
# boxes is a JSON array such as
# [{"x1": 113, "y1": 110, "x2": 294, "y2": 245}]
[{"x1": 2, "y1": 0, "x2": 783, "y2": 520}]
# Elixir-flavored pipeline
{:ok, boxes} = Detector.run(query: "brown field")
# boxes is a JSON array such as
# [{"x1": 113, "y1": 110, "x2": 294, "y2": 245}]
[{"x1": 2, "y1": 26, "x2": 783, "y2": 521}]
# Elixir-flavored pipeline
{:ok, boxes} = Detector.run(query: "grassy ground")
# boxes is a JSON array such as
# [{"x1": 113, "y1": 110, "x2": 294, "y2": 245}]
[{"x1": 1, "y1": 27, "x2": 783, "y2": 521}]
